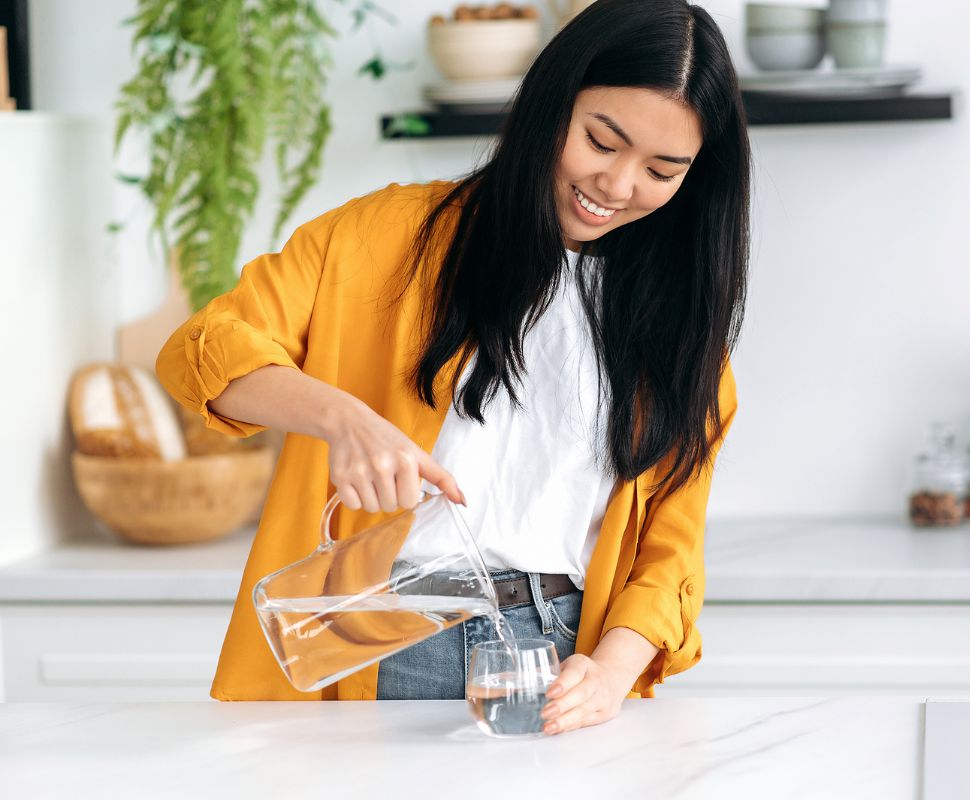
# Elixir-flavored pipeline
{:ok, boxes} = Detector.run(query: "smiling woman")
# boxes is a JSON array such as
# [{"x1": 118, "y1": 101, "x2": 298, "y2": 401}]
[
  {"x1": 156, "y1": 0, "x2": 750, "y2": 736},
  {"x1": 404, "y1": 0, "x2": 749, "y2": 493},
  {"x1": 557, "y1": 87, "x2": 703, "y2": 247}
]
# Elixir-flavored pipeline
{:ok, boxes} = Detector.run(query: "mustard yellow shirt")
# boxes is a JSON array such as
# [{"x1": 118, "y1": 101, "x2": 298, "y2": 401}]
[{"x1": 156, "y1": 180, "x2": 738, "y2": 701}]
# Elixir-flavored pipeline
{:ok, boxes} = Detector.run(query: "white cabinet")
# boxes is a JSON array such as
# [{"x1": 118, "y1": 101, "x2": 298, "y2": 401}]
[
  {"x1": 0, "y1": 526, "x2": 252, "y2": 701},
  {"x1": 6, "y1": 601, "x2": 968, "y2": 701},
  {"x1": 657, "y1": 603, "x2": 970, "y2": 698},
  {"x1": 2, "y1": 519, "x2": 968, "y2": 701},
  {"x1": 0, "y1": 604, "x2": 232, "y2": 701}
]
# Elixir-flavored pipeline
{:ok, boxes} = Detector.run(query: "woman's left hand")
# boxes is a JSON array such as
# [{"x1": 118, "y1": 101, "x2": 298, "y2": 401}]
[{"x1": 539, "y1": 653, "x2": 627, "y2": 735}]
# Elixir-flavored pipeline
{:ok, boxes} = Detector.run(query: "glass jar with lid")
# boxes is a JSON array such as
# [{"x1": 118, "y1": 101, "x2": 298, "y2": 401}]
[{"x1": 908, "y1": 423, "x2": 969, "y2": 527}]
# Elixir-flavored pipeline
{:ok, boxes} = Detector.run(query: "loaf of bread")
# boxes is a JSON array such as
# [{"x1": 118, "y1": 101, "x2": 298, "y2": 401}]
[{"x1": 69, "y1": 363, "x2": 187, "y2": 461}]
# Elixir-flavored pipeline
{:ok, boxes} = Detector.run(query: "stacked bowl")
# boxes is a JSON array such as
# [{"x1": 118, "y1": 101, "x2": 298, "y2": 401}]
[
  {"x1": 826, "y1": 0, "x2": 888, "y2": 69},
  {"x1": 745, "y1": 3, "x2": 827, "y2": 71},
  {"x1": 428, "y1": 7, "x2": 541, "y2": 81}
]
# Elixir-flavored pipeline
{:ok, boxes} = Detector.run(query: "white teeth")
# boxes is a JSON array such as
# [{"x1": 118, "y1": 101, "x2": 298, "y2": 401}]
[{"x1": 573, "y1": 187, "x2": 616, "y2": 217}]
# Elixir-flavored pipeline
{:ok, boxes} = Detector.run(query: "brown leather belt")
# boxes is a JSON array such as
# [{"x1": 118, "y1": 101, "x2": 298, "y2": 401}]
[
  {"x1": 492, "y1": 572, "x2": 577, "y2": 609},
  {"x1": 406, "y1": 570, "x2": 578, "y2": 609}
]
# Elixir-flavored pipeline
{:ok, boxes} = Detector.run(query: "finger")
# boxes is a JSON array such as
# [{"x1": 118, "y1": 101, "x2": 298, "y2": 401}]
[
  {"x1": 356, "y1": 481, "x2": 381, "y2": 514},
  {"x1": 395, "y1": 457, "x2": 422, "y2": 509},
  {"x1": 544, "y1": 704, "x2": 604, "y2": 735},
  {"x1": 545, "y1": 655, "x2": 589, "y2": 700},
  {"x1": 372, "y1": 466, "x2": 399, "y2": 513},
  {"x1": 335, "y1": 483, "x2": 362, "y2": 511},
  {"x1": 541, "y1": 675, "x2": 595, "y2": 721},
  {"x1": 417, "y1": 454, "x2": 466, "y2": 505}
]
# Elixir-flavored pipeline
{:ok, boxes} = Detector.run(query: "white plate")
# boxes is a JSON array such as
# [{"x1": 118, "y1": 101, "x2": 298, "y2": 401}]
[
  {"x1": 423, "y1": 78, "x2": 522, "y2": 110},
  {"x1": 740, "y1": 64, "x2": 922, "y2": 95}
]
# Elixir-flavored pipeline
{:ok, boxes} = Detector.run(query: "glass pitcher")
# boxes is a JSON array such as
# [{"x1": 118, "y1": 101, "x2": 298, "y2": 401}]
[{"x1": 253, "y1": 491, "x2": 499, "y2": 692}]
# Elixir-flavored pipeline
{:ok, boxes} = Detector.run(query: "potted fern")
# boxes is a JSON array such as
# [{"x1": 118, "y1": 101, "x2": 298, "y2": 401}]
[
  {"x1": 107, "y1": 0, "x2": 398, "y2": 495},
  {"x1": 115, "y1": 0, "x2": 396, "y2": 311},
  {"x1": 111, "y1": 0, "x2": 413, "y2": 444}
]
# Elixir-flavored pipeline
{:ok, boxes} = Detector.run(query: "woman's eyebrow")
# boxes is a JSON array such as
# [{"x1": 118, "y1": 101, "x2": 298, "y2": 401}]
[{"x1": 586, "y1": 112, "x2": 693, "y2": 166}]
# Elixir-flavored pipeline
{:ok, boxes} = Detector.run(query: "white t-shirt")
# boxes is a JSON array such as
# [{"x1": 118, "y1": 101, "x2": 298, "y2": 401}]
[{"x1": 415, "y1": 249, "x2": 616, "y2": 591}]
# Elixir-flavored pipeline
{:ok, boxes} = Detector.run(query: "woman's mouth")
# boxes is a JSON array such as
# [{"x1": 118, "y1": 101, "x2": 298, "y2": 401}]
[{"x1": 571, "y1": 186, "x2": 618, "y2": 226}]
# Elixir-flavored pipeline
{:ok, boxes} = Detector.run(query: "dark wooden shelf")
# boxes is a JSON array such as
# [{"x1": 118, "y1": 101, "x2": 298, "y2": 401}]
[
  {"x1": 380, "y1": 90, "x2": 954, "y2": 139},
  {"x1": 741, "y1": 90, "x2": 953, "y2": 126}
]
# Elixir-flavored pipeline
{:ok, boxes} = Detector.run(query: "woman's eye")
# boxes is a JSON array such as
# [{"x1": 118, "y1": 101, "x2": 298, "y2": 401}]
[
  {"x1": 585, "y1": 130, "x2": 677, "y2": 183},
  {"x1": 585, "y1": 132, "x2": 613, "y2": 153}
]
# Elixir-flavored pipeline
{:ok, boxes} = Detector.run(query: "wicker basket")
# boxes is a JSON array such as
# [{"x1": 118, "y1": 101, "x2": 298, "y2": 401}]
[{"x1": 72, "y1": 449, "x2": 276, "y2": 545}]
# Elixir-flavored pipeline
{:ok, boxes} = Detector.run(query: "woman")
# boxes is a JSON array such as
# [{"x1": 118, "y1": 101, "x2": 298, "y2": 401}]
[{"x1": 157, "y1": 0, "x2": 749, "y2": 736}]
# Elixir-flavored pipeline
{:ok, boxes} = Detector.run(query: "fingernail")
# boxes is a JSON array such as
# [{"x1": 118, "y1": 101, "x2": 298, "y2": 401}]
[
  {"x1": 459, "y1": 491, "x2": 468, "y2": 506},
  {"x1": 544, "y1": 722, "x2": 559, "y2": 734},
  {"x1": 547, "y1": 686, "x2": 561, "y2": 698},
  {"x1": 541, "y1": 705, "x2": 558, "y2": 718}
]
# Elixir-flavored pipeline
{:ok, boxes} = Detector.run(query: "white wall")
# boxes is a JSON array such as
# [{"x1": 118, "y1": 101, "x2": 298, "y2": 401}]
[
  {"x1": 0, "y1": 114, "x2": 116, "y2": 562},
  {"x1": 25, "y1": 0, "x2": 970, "y2": 518}
]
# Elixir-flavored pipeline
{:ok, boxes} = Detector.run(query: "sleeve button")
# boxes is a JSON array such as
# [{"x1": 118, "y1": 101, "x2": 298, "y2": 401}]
[
  {"x1": 685, "y1": 584, "x2": 695, "y2": 596},
  {"x1": 189, "y1": 327, "x2": 202, "y2": 341}
]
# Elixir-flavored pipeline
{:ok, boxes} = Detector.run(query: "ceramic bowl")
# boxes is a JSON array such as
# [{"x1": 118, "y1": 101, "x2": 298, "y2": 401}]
[
  {"x1": 746, "y1": 29, "x2": 826, "y2": 71},
  {"x1": 745, "y1": 3, "x2": 825, "y2": 31},
  {"x1": 428, "y1": 18, "x2": 541, "y2": 81},
  {"x1": 826, "y1": 22, "x2": 887, "y2": 68},
  {"x1": 827, "y1": 0, "x2": 888, "y2": 24}
]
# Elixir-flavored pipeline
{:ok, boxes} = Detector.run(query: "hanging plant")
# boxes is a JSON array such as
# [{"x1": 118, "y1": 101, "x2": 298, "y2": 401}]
[{"x1": 115, "y1": 0, "x2": 399, "y2": 311}]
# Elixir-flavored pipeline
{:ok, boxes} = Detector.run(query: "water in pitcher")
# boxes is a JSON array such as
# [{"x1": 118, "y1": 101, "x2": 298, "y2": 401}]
[{"x1": 256, "y1": 592, "x2": 516, "y2": 692}]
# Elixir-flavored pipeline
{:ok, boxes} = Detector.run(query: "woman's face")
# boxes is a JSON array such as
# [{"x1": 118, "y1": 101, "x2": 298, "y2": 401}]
[{"x1": 555, "y1": 86, "x2": 703, "y2": 251}]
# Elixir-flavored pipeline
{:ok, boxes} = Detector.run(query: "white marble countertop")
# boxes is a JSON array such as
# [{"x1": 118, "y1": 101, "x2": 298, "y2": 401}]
[
  {"x1": 0, "y1": 697, "x2": 934, "y2": 799},
  {"x1": 0, "y1": 517, "x2": 968, "y2": 604},
  {"x1": 0, "y1": 526, "x2": 255, "y2": 603},
  {"x1": 705, "y1": 517, "x2": 970, "y2": 603}
]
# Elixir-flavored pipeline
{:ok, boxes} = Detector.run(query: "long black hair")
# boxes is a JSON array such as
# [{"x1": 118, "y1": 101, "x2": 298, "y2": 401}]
[{"x1": 402, "y1": 0, "x2": 750, "y2": 496}]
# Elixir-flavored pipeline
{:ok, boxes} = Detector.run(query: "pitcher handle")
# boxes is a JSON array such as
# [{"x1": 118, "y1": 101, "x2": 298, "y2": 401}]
[
  {"x1": 319, "y1": 493, "x2": 342, "y2": 547},
  {"x1": 319, "y1": 489, "x2": 437, "y2": 547}
]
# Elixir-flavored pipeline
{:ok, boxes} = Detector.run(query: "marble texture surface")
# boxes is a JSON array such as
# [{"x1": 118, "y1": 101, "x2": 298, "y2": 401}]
[
  {"x1": 0, "y1": 518, "x2": 968, "y2": 603},
  {"x1": 0, "y1": 698, "x2": 923, "y2": 799},
  {"x1": 0, "y1": 526, "x2": 255, "y2": 602},
  {"x1": 705, "y1": 518, "x2": 970, "y2": 602}
]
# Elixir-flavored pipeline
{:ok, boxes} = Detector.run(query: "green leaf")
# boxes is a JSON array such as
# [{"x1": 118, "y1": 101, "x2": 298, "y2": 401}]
[
  {"x1": 361, "y1": 1, "x2": 397, "y2": 26},
  {"x1": 114, "y1": 112, "x2": 133, "y2": 152},
  {"x1": 384, "y1": 113, "x2": 431, "y2": 137},
  {"x1": 115, "y1": 172, "x2": 145, "y2": 185},
  {"x1": 177, "y1": 40, "x2": 206, "y2": 58},
  {"x1": 148, "y1": 32, "x2": 177, "y2": 54},
  {"x1": 358, "y1": 56, "x2": 386, "y2": 80}
]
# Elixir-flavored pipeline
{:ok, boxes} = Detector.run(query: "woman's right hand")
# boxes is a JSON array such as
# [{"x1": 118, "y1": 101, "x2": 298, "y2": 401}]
[
  {"x1": 205, "y1": 364, "x2": 461, "y2": 513},
  {"x1": 324, "y1": 389, "x2": 466, "y2": 513}
]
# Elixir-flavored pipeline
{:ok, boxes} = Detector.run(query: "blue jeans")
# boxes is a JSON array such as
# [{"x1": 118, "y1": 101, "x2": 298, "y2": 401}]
[{"x1": 376, "y1": 568, "x2": 583, "y2": 700}]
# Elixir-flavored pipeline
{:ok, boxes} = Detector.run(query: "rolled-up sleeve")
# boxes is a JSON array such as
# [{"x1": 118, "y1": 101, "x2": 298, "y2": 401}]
[
  {"x1": 155, "y1": 216, "x2": 331, "y2": 438},
  {"x1": 601, "y1": 360, "x2": 738, "y2": 693}
]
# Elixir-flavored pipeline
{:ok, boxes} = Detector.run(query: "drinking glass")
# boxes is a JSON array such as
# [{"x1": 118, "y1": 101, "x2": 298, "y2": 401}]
[{"x1": 466, "y1": 639, "x2": 560, "y2": 738}]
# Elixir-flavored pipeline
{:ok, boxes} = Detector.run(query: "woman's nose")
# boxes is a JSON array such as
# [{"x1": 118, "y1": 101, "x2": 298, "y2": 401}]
[{"x1": 595, "y1": 167, "x2": 635, "y2": 207}]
